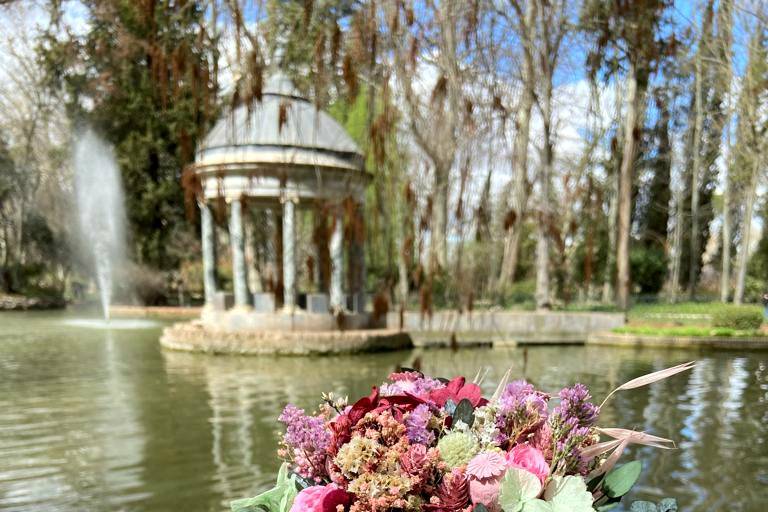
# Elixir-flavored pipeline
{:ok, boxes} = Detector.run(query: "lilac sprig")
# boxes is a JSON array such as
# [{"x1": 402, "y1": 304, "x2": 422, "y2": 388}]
[
  {"x1": 548, "y1": 383, "x2": 599, "y2": 475},
  {"x1": 278, "y1": 404, "x2": 331, "y2": 481},
  {"x1": 405, "y1": 404, "x2": 435, "y2": 445},
  {"x1": 495, "y1": 380, "x2": 549, "y2": 446}
]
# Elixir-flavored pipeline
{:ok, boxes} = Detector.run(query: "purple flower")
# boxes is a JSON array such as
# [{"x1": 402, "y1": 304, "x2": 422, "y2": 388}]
[
  {"x1": 405, "y1": 404, "x2": 435, "y2": 445},
  {"x1": 380, "y1": 373, "x2": 445, "y2": 398},
  {"x1": 278, "y1": 404, "x2": 331, "y2": 481},
  {"x1": 498, "y1": 380, "x2": 548, "y2": 417},
  {"x1": 549, "y1": 384, "x2": 599, "y2": 475},
  {"x1": 552, "y1": 383, "x2": 598, "y2": 427},
  {"x1": 495, "y1": 380, "x2": 549, "y2": 446}
]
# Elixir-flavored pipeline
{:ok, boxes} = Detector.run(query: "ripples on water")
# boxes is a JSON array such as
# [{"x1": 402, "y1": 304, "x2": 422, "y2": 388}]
[{"x1": 0, "y1": 312, "x2": 766, "y2": 511}]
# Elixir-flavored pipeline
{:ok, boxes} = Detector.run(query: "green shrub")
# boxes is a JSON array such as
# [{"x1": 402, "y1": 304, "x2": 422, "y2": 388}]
[
  {"x1": 629, "y1": 246, "x2": 667, "y2": 294},
  {"x1": 711, "y1": 306, "x2": 764, "y2": 330}
]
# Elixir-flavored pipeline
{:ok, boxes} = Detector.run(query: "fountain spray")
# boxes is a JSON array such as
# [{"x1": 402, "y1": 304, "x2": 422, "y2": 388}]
[{"x1": 73, "y1": 129, "x2": 125, "y2": 321}]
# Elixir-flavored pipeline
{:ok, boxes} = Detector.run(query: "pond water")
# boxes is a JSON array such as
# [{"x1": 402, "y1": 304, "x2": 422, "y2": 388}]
[{"x1": 0, "y1": 312, "x2": 766, "y2": 511}]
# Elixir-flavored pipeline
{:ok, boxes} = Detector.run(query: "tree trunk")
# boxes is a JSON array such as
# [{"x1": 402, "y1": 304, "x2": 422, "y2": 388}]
[
  {"x1": 497, "y1": 0, "x2": 536, "y2": 292},
  {"x1": 603, "y1": 166, "x2": 619, "y2": 303},
  {"x1": 733, "y1": 159, "x2": 759, "y2": 304},
  {"x1": 535, "y1": 71, "x2": 554, "y2": 310},
  {"x1": 429, "y1": 165, "x2": 449, "y2": 273},
  {"x1": 688, "y1": 35, "x2": 705, "y2": 300},
  {"x1": 616, "y1": 68, "x2": 641, "y2": 311},
  {"x1": 720, "y1": 136, "x2": 733, "y2": 302},
  {"x1": 668, "y1": 182, "x2": 685, "y2": 303},
  {"x1": 603, "y1": 80, "x2": 623, "y2": 303}
]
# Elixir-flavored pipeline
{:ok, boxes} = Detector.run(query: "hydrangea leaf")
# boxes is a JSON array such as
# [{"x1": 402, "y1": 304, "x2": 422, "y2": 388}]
[
  {"x1": 604, "y1": 461, "x2": 642, "y2": 498},
  {"x1": 543, "y1": 475, "x2": 595, "y2": 512},
  {"x1": 498, "y1": 467, "x2": 542, "y2": 512},
  {"x1": 230, "y1": 463, "x2": 297, "y2": 512},
  {"x1": 522, "y1": 499, "x2": 554, "y2": 512}
]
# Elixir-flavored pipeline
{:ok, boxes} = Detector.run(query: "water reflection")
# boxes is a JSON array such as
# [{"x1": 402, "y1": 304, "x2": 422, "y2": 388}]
[{"x1": 0, "y1": 313, "x2": 766, "y2": 511}]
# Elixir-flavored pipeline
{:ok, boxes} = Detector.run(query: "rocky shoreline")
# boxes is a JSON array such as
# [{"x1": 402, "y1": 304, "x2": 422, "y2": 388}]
[{"x1": 0, "y1": 293, "x2": 66, "y2": 311}]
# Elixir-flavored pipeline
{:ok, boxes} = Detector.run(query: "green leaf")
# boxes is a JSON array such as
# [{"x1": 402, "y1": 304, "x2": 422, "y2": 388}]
[
  {"x1": 629, "y1": 502, "x2": 658, "y2": 512},
  {"x1": 543, "y1": 475, "x2": 595, "y2": 512},
  {"x1": 604, "y1": 461, "x2": 642, "y2": 498},
  {"x1": 474, "y1": 505, "x2": 490, "y2": 512},
  {"x1": 230, "y1": 463, "x2": 298, "y2": 512},
  {"x1": 454, "y1": 398, "x2": 475, "y2": 427},
  {"x1": 498, "y1": 468, "x2": 543, "y2": 512},
  {"x1": 445, "y1": 399, "x2": 457, "y2": 416},
  {"x1": 595, "y1": 496, "x2": 623, "y2": 511},
  {"x1": 293, "y1": 473, "x2": 312, "y2": 490},
  {"x1": 522, "y1": 499, "x2": 554, "y2": 512},
  {"x1": 586, "y1": 473, "x2": 604, "y2": 492}
]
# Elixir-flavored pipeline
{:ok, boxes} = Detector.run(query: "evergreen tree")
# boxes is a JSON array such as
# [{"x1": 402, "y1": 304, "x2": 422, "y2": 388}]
[{"x1": 38, "y1": 1, "x2": 219, "y2": 269}]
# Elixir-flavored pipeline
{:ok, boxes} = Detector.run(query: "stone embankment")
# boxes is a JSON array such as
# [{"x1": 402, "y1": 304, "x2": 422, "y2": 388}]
[
  {"x1": 587, "y1": 331, "x2": 768, "y2": 350},
  {"x1": 0, "y1": 293, "x2": 65, "y2": 311},
  {"x1": 161, "y1": 320, "x2": 413, "y2": 355}
]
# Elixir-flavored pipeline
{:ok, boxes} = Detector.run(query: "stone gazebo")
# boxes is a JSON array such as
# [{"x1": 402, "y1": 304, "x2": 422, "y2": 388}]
[{"x1": 161, "y1": 73, "x2": 411, "y2": 354}]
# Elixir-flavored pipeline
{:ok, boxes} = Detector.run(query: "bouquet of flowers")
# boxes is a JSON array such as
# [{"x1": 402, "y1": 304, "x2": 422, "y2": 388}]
[{"x1": 232, "y1": 362, "x2": 693, "y2": 512}]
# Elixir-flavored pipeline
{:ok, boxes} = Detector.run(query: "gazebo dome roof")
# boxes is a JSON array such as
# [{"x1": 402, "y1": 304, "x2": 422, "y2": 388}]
[{"x1": 195, "y1": 72, "x2": 364, "y2": 174}]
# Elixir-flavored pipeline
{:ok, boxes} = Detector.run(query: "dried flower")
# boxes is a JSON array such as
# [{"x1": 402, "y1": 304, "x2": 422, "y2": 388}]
[
  {"x1": 278, "y1": 404, "x2": 331, "y2": 481},
  {"x1": 406, "y1": 404, "x2": 436, "y2": 445}
]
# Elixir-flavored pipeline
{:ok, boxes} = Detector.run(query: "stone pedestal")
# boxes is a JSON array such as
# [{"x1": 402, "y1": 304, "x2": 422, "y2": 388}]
[
  {"x1": 347, "y1": 293, "x2": 367, "y2": 314},
  {"x1": 253, "y1": 292, "x2": 276, "y2": 313},
  {"x1": 307, "y1": 293, "x2": 330, "y2": 314},
  {"x1": 212, "y1": 291, "x2": 234, "y2": 311}
]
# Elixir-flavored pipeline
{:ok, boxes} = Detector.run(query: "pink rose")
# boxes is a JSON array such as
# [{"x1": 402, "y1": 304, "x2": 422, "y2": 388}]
[
  {"x1": 289, "y1": 483, "x2": 351, "y2": 512},
  {"x1": 505, "y1": 444, "x2": 550, "y2": 484}
]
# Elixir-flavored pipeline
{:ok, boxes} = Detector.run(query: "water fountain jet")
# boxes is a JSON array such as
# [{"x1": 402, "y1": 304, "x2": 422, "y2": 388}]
[{"x1": 73, "y1": 129, "x2": 125, "y2": 321}]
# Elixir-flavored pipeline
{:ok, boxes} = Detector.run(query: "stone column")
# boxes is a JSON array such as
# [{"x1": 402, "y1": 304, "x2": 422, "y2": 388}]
[
  {"x1": 229, "y1": 198, "x2": 249, "y2": 308},
  {"x1": 352, "y1": 200, "x2": 366, "y2": 312},
  {"x1": 330, "y1": 207, "x2": 345, "y2": 311},
  {"x1": 244, "y1": 211, "x2": 262, "y2": 294},
  {"x1": 199, "y1": 200, "x2": 217, "y2": 308},
  {"x1": 282, "y1": 195, "x2": 297, "y2": 311}
]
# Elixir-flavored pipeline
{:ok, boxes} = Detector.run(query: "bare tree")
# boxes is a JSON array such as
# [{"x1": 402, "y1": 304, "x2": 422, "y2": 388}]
[
  {"x1": 496, "y1": 0, "x2": 536, "y2": 291},
  {"x1": 532, "y1": 0, "x2": 570, "y2": 309},
  {"x1": 733, "y1": 18, "x2": 767, "y2": 304},
  {"x1": 385, "y1": 0, "x2": 477, "y2": 274}
]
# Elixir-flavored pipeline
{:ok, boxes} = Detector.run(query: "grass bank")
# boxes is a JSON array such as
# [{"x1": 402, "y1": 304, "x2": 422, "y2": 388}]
[{"x1": 613, "y1": 325, "x2": 762, "y2": 338}]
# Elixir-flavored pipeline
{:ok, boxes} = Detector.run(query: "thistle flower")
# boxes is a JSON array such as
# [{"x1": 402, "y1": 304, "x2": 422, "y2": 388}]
[{"x1": 437, "y1": 432, "x2": 480, "y2": 468}]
